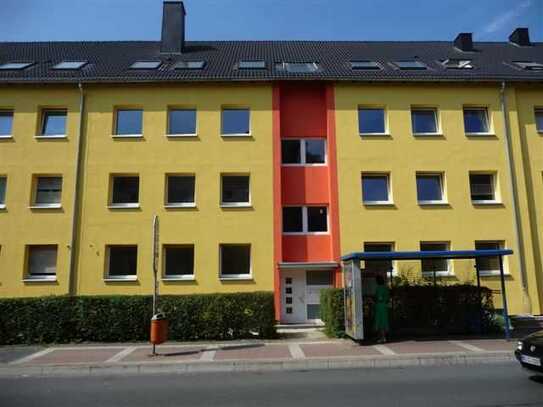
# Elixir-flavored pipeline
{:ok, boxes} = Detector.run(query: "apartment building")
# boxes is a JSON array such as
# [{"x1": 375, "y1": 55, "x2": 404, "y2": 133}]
[{"x1": 0, "y1": 1, "x2": 542, "y2": 323}]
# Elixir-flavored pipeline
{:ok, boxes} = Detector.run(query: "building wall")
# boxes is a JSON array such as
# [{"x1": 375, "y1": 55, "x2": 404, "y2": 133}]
[{"x1": 0, "y1": 86, "x2": 81, "y2": 297}]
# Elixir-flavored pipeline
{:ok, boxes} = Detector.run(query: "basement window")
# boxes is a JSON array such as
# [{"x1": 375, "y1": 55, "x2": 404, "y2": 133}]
[
  {"x1": 0, "y1": 62, "x2": 34, "y2": 70},
  {"x1": 441, "y1": 59, "x2": 473, "y2": 69},
  {"x1": 174, "y1": 61, "x2": 206, "y2": 70},
  {"x1": 130, "y1": 61, "x2": 161, "y2": 70},
  {"x1": 52, "y1": 61, "x2": 87, "y2": 70},
  {"x1": 276, "y1": 62, "x2": 319, "y2": 73},
  {"x1": 238, "y1": 60, "x2": 266, "y2": 69},
  {"x1": 513, "y1": 61, "x2": 543, "y2": 71},
  {"x1": 393, "y1": 60, "x2": 427, "y2": 70},
  {"x1": 350, "y1": 60, "x2": 381, "y2": 70}
]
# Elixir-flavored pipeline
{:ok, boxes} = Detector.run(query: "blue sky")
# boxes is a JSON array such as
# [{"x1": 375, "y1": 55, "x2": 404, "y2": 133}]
[{"x1": 2, "y1": 0, "x2": 542, "y2": 42}]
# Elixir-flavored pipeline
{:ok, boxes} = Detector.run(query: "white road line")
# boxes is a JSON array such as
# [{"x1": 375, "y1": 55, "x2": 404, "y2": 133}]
[
  {"x1": 105, "y1": 346, "x2": 138, "y2": 363},
  {"x1": 9, "y1": 348, "x2": 56, "y2": 365},
  {"x1": 449, "y1": 340, "x2": 485, "y2": 352},
  {"x1": 288, "y1": 343, "x2": 306, "y2": 359},
  {"x1": 200, "y1": 346, "x2": 216, "y2": 361},
  {"x1": 373, "y1": 344, "x2": 396, "y2": 355}
]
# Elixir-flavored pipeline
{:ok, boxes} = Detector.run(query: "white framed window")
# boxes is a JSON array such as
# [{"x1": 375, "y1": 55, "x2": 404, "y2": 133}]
[
  {"x1": 535, "y1": 108, "x2": 543, "y2": 133},
  {"x1": 221, "y1": 175, "x2": 250, "y2": 207},
  {"x1": 282, "y1": 206, "x2": 328, "y2": 234},
  {"x1": 114, "y1": 109, "x2": 143, "y2": 137},
  {"x1": 32, "y1": 176, "x2": 62, "y2": 208},
  {"x1": 475, "y1": 241, "x2": 506, "y2": 276},
  {"x1": 165, "y1": 175, "x2": 195, "y2": 207},
  {"x1": 463, "y1": 107, "x2": 491, "y2": 135},
  {"x1": 416, "y1": 173, "x2": 446, "y2": 204},
  {"x1": 281, "y1": 139, "x2": 326, "y2": 165},
  {"x1": 0, "y1": 176, "x2": 6, "y2": 209},
  {"x1": 163, "y1": 245, "x2": 194, "y2": 280},
  {"x1": 105, "y1": 245, "x2": 138, "y2": 280},
  {"x1": 0, "y1": 110, "x2": 14, "y2": 138},
  {"x1": 39, "y1": 109, "x2": 67, "y2": 138},
  {"x1": 358, "y1": 107, "x2": 387, "y2": 135},
  {"x1": 469, "y1": 173, "x2": 499, "y2": 204},
  {"x1": 411, "y1": 108, "x2": 440, "y2": 135},
  {"x1": 220, "y1": 244, "x2": 251, "y2": 279},
  {"x1": 110, "y1": 175, "x2": 139, "y2": 208},
  {"x1": 221, "y1": 108, "x2": 250, "y2": 136},
  {"x1": 363, "y1": 242, "x2": 395, "y2": 274},
  {"x1": 420, "y1": 242, "x2": 451, "y2": 276},
  {"x1": 167, "y1": 108, "x2": 197, "y2": 136},
  {"x1": 26, "y1": 245, "x2": 57, "y2": 281},
  {"x1": 362, "y1": 173, "x2": 392, "y2": 205}
]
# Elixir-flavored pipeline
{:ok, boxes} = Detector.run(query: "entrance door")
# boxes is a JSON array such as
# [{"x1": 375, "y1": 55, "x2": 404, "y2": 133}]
[
  {"x1": 306, "y1": 270, "x2": 333, "y2": 322},
  {"x1": 281, "y1": 271, "x2": 306, "y2": 324}
]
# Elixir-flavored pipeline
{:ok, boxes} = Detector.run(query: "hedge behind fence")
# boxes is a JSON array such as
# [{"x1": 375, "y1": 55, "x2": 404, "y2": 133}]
[
  {"x1": 0, "y1": 292, "x2": 276, "y2": 345},
  {"x1": 321, "y1": 284, "x2": 498, "y2": 338}
]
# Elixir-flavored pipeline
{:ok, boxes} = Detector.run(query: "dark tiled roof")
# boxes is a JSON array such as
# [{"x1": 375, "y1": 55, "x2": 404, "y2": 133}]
[{"x1": 0, "y1": 40, "x2": 542, "y2": 83}]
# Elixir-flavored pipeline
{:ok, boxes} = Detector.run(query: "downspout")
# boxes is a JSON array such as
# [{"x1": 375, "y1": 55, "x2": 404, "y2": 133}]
[
  {"x1": 499, "y1": 81, "x2": 531, "y2": 314},
  {"x1": 68, "y1": 82, "x2": 86, "y2": 296}
]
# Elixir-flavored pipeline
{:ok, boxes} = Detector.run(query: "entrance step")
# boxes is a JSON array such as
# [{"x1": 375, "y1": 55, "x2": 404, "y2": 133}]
[{"x1": 276, "y1": 324, "x2": 327, "y2": 341}]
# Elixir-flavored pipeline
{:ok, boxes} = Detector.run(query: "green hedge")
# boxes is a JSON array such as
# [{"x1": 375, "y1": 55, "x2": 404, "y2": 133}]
[
  {"x1": 0, "y1": 292, "x2": 276, "y2": 345},
  {"x1": 320, "y1": 284, "x2": 497, "y2": 338}
]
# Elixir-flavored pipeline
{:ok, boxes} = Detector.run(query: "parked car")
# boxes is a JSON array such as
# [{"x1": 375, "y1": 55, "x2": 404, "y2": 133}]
[{"x1": 515, "y1": 330, "x2": 543, "y2": 376}]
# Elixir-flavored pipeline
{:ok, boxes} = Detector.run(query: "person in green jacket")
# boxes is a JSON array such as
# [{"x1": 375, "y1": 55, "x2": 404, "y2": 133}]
[{"x1": 374, "y1": 274, "x2": 390, "y2": 343}]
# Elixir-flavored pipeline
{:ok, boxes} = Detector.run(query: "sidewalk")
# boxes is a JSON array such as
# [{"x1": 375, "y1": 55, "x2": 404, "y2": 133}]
[{"x1": 0, "y1": 334, "x2": 516, "y2": 377}]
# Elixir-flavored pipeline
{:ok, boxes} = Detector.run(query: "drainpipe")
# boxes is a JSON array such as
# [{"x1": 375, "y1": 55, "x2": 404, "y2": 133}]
[
  {"x1": 67, "y1": 82, "x2": 86, "y2": 296},
  {"x1": 499, "y1": 81, "x2": 531, "y2": 314}
]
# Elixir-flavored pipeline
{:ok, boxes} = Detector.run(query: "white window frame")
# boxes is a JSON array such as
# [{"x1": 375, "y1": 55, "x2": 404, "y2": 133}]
[
  {"x1": 416, "y1": 172, "x2": 447, "y2": 205},
  {"x1": 469, "y1": 172, "x2": 500, "y2": 205},
  {"x1": 220, "y1": 174, "x2": 251, "y2": 208},
  {"x1": 162, "y1": 245, "x2": 195, "y2": 281},
  {"x1": 361, "y1": 173, "x2": 393, "y2": 205},
  {"x1": 220, "y1": 108, "x2": 251, "y2": 137},
  {"x1": 535, "y1": 108, "x2": 543, "y2": 134},
  {"x1": 219, "y1": 244, "x2": 252, "y2": 280},
  {"x1": 165, "y1": 174, "x2": 196, "y2": 208},
  {"x1": 37, "y1": 109, "x2": 67, "y2": 139},
  {"x1": 0, "y1": 176, "x2": 6, "y2": 209},
  {"x1": 411, "y1": 107, "x2": 441, "y2": 136},
  {"x1": 0, "y1": 110, "x2": 14, "y2": 139},
  {"x1": 104, "y1": 245, "x2": 138, "y2": 281},
  {"x1": 475, "y1": 240, "x2": 507, "y2": 276},
  {"x1": 282, "y1": 205, "x2": 329, "y2": 235},
  {"x1": 363, "y1": 242, "x2": 397, "y2": 276},
  {"x1": 109, "y1": 175, "x2": 140, "y2": 209},
  {"x1": 166, "y1": 108, "x2": 198, "y2": 138},
  {"x1": 281, "y1": 138, "x2": 327, "y2": 166},
  {"x1": 112, "y1": 108, "x2": 143, "y2": 138},
  {"x1": 24, "y1": 245, "x2": 58, "y2": 282},
  {"x1": 358, "y1": 107, "x2": 388, "y2": 136},
  {"x1": 420, "y1": 241, "x2": 452, "y2": 277},
  {"x1": 463, "y1": 106, "x2": 493, "y2": 136},
  {"x1": 31, "y1": 176, "x2": 62, "y2": 209}
]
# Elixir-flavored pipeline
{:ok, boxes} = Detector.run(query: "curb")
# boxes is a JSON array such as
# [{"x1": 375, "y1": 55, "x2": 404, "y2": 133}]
[{"x1": 0, "y1": 351, "x2": 515, "y2": 378}]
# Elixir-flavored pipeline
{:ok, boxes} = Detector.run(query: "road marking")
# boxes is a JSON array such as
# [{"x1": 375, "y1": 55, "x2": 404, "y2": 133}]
[
  {"x1": 200, "y1": 346, "x2": 216, "y2": 361},
  {"x1": 105, "y1": 346, "x2": 138, "y2": 363},
  {"x1": 288, "y1": 343, "x2": 305, "y2": 359},
  {"x1": 449, "y1": 340, "x2": 485, "y2": 352},
  {"x1": 9, "y1": 348, "x2": 56, "y2": 365},
  {"x1": 373, "y1": 345, "x2": 396, "y2": 355}
]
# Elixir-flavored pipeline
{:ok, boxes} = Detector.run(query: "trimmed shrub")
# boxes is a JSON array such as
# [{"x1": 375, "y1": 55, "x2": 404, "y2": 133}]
[
  {"x1": 0, "y1": 292, "x2": 276, "y2": 345},
  {"x1": 320, "y1": 288, "x2": 345, "y2": 337}
]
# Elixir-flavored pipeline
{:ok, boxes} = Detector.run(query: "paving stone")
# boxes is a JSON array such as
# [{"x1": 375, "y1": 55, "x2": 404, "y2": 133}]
[
  {"x1": 214, "y1": 344, "x2": 290, "y2": 360},
  {"x1": 301, "y1": 343, "x2": 381, "y2": 358},
  {"x1": 122, "y1": 346, "x2": 204, "y2": 362},
  {"x1": 25, "y1": 348, "x2": 120, "y2": 365},
  {"x1": 463, "y1": 339, "x2": 515, "y2": 352},
  {"x1": 386, "y1": 341, "x2": 465, "y2": 354}
]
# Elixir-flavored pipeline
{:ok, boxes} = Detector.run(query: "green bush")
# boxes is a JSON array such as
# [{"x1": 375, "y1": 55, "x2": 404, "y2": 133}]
[
  {"x1": 320, "y1": 284, "x2": 497, "y2": 338},
  {"x1": 0, "y1": 292, "x2": 276, "y2": 345}
]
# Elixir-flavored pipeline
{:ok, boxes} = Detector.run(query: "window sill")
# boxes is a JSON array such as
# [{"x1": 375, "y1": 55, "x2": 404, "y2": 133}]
[
  {"x1": 220, "y1": 275, "x2": 253, "y2": 281},
  {"x1": 108, "y1": 203, "x2": 140, "y2": 209},
  {"x1": 221, "y1": 133, "x2": 252, "y2": 138},
  {"x1": 422, "y1": 271, "x2": 454, "y2": 278},
  {"x1": 413, "y1": 133, "x2": 444, "y2": 137},
  {"x1": 363, "y1": 201, "x2": 395, "y2": 207},
  {"x1": 283, "y1": 232, "x2": 330, "y2": 236},
  {"x1": 359, "y1": 133, "x2": 391, "y2": 137},
  {"x1": 29, "y1": 204, "x2": 62, "y2": 209},
  {"x1": 418, "y1": 201, "x2": 449, "y2": 206},
  {"x1": 220, "y1": 203, "x2": 252, "y2": 208},
  {"x1": 472, "y1": 200, "x2": 503, "y2": 206},
  {"x1": 23, "y1": 276, "x2": 57, "y2": 282},
  {"x1": 479, "y1": 270, "x2": 510, "y2": 277},
  {"x1": 166, "y1": 133, "x2": 198, "y2": 138},
  {"x1": 0, "y1": 135, "x2": 13, "y2": 139},
  {"x1": 165, "y1": 203, "x2": 196, "y2": 209},
  {"x1": 35, "y1": 135, "x2": 67, "y2": 139},
  {"x1": 281, "y1": 163, "x2": 327, "y2": 167},
  {"x1": 104, "y1": 276, "x2": 138, "y2": 282},
  {"x1": 162, "y1": 276, "x2": 195, "y2": 281},
  {"x1": 0, "y1": 204, "x2": 6, "y2": 210},
  {"x1": 465, "y1": 132, "x2": 495, "y2": 137},
  {"x1": 112, "y1": 134, "x2": 143, "y2": 139}
]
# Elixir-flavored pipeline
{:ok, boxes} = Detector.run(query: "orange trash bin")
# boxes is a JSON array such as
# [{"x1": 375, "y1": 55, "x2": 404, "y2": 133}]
[{"x1": 150, "y1": 313, "x2": 168, "y2": 345}]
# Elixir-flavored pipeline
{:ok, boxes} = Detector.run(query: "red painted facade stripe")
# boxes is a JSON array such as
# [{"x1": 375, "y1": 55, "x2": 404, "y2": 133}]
[{"x1": 272, "y1": 84, "x2": 282, "y2": 320}]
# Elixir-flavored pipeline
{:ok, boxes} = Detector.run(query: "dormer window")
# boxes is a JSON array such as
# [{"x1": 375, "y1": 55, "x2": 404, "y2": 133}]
[
  {"x1": 130, "y1": 61, "x2": 161, "y2": 70},
  {"x1": 392, "y1": 60, "x2": 427, "y2": 70},
  {"x1": 238, "y1": 60, "x2": 266, "y2": 69},
  {"x1": 174, "y1": 61, "x2": 206, "y2": 70},
  {"x1": 276, "y1": 62, "x2": 319, "y2": 73},
  {"x1": 0, "y1": 62, "x2": 34, "y2": 70},
  {"x1": 52, "y1": 61, "x2": 87, "y2": 70},
  {"x1": 350, "y1": 61, "x2": 381, "y2": 70},
  {"x1": 441, "y1": 59, "x2": 473, "y2": 69},
  {"x1": 513, "y1": 61, "x2": 543, "y2": 71}
]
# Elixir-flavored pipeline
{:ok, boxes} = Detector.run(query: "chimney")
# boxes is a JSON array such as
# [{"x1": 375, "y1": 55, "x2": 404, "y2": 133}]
[
  {"x1": 454, "y1": 33, "x2": 473, "y2": 52},
  {"x1": 509, "y1": 28, "x2": 530, "y2": 46},
  {"x1": 161, "y1": 1, "x2": 186, "y2": 54}
]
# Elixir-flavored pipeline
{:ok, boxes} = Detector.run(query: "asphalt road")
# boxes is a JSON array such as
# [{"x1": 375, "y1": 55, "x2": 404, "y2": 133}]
[{"x1": 1, "y1": 363, "x2": 542, "y2": 407}]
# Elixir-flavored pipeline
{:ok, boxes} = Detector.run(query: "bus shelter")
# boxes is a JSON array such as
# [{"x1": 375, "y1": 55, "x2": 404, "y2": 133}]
[{"x1": 341, "y1": 249, "x2": 514, "y2": 341}]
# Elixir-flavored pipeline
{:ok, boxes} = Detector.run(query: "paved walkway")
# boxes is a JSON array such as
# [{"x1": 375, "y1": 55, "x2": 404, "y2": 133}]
[{"x1": 0, "y1": 337, "x2": 516, "y2": 377}]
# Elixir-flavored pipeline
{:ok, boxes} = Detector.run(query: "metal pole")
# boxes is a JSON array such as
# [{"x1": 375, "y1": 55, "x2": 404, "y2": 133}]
[
  {"x1": 498, "y1": 255, "x2": 511, "y2": 341},
  {"x1": 475, "y1": 261, "x2": 483, "y2": 334},
  {"x1": 152, "y1": 215, "x2": 159, "y2": 355}
]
